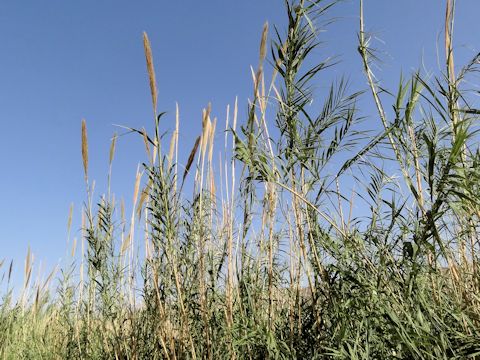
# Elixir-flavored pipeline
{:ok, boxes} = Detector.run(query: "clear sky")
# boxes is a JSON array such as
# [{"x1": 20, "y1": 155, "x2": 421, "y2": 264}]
[{"x1": 1, "y1": 0, "x2": 479, "y2": 284}]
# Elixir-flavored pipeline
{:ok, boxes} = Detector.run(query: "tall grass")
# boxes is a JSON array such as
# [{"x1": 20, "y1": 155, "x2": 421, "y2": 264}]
[{"x1": 2, "y1": 0, "x2": 480, "y2": 358}]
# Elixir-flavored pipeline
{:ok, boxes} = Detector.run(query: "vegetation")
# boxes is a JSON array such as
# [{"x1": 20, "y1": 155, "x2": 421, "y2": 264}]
[{"x1": 2, "y1": 0, "x2": 480, "y2": 358}]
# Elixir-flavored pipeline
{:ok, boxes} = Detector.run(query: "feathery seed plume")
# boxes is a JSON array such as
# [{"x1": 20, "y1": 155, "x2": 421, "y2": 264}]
[
  {"x1": 81, "y1": 119, "x2": 89, "y2": 181},
  {"x1": 143, "y1": 32, "x2": 158, "y2": 115}
]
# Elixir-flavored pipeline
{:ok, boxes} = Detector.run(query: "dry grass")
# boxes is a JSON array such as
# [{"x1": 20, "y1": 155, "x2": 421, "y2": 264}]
[{"x1": 2, "y1": 1, "x2": 480, "y2": 359}]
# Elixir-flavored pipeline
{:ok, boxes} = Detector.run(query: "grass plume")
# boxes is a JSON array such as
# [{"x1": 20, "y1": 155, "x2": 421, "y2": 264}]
[{"x1": 2, "y1": 1, "x2": 480, "y2": 359}]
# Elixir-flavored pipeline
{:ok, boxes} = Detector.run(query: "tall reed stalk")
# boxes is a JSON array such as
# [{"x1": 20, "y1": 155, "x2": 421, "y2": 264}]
[{"x1": 1, "y1": 0, "x2": 480, "y2": 358}]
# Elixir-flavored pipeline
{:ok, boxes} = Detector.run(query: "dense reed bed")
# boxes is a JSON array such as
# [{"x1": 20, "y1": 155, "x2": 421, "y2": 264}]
[{"x1": 2, "y1": 0, "x2": 480, "y2": 358}]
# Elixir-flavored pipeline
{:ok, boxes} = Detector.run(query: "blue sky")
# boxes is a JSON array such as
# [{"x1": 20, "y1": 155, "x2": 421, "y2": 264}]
[{"x1": 1, "y1": 0, "x2": 479, "y2": 285}]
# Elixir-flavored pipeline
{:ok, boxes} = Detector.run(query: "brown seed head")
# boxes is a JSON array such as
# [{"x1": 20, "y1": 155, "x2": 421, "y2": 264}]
[
  {"x1": 143, "y1": 32, "x2": 158, "y2": 115},
  {"x1": 81, "y1": 119, "x2": 88, "y2": 180},
  {"x1": 259, "y1": 21, "x2": 269, "y2": 62}
]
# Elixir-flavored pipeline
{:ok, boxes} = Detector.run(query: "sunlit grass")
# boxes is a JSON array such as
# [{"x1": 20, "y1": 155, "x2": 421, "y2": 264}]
[{"x1": 1, "y1": 0, "x2": 480, "y2": 358}]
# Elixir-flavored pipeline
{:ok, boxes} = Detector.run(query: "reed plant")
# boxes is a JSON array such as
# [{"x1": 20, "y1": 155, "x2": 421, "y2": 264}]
[{"x1": 1, "y1": 0, "x2": 480, "y2": 358}]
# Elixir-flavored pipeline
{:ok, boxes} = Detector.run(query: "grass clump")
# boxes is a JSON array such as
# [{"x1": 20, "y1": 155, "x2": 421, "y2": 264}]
[{"x1": 2, "y1": 0, "x2": 480, "y2": 358}]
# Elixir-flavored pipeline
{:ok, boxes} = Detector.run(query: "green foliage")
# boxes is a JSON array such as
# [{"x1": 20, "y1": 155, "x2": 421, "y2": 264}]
[{"x1": 2, "y1": 0, "x2": 480, "y2": 358}]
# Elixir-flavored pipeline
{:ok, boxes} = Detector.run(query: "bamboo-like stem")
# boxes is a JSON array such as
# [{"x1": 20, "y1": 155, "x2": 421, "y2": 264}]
[{"x1": 358, "y1": 0, "x2": 425, "y2": 215}]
